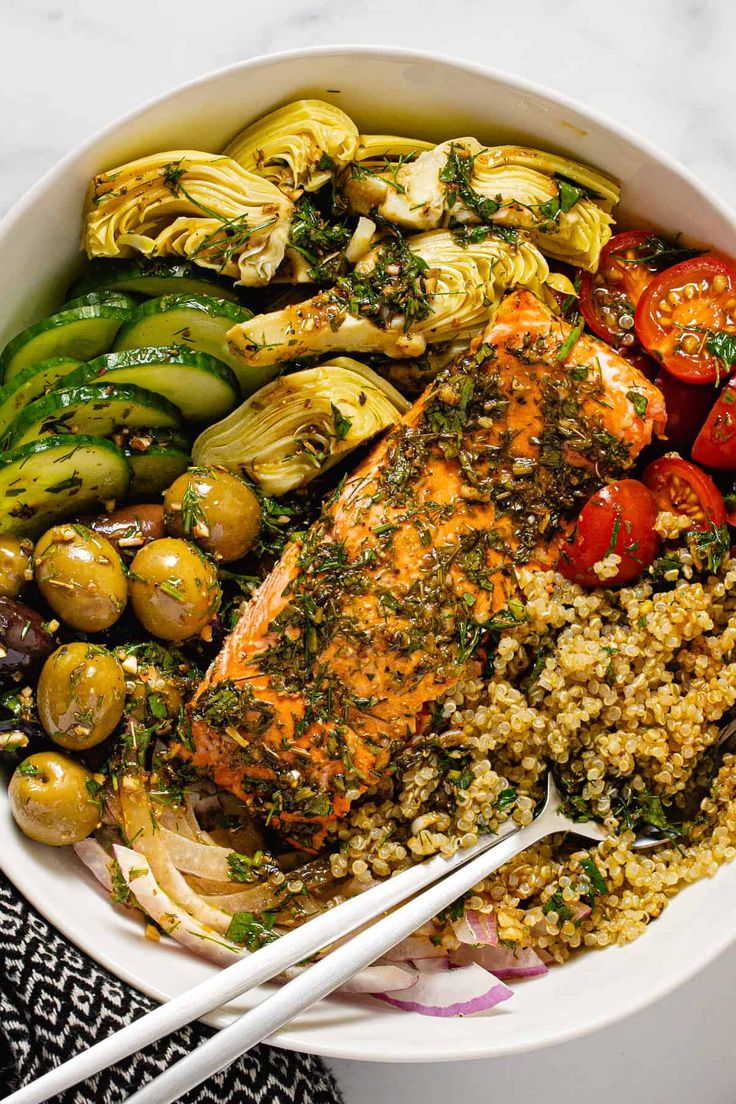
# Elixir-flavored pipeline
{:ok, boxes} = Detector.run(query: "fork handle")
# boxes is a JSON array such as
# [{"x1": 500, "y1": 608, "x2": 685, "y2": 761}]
[{"x1": 126, "y1": 813, "x2": 556, "y2": 1104}]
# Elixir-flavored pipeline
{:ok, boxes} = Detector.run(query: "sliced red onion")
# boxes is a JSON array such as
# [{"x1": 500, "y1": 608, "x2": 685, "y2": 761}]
[
  {"x1": 113, "y1": 845, "x2": 245, "y2": 967},
  {"x1": 452, "y1": 906, "x2": 498, "y2": 946},
  {"x1": 374, "y1": 958, "x2": 512, "y2": 1017},
  {"x1": 339, "y1": 963, "x2": 418, "y2": 994},
  {"x1": 452, "y1": 942, "x2": 549, "y2": 980},
  {"x1": 73, "y1": 838, "x2": 113, "y2": 893},
  {"x1": 384, "y1": 935, "x2": 447, "y2": 962}
]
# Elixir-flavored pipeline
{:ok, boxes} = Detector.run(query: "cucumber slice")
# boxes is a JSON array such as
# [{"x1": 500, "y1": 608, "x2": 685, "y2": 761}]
[
  {"x1": 0, "y1": 304, "x2": 133, "y2": 383},
  {"x1": 67, "y1": 259, "x2": 240, "y2": 303},
  {"x1": 113, "y1": 294, "x2": 254, "y2": 393},
  {"x1": 0, "y1": 435, "x2": 130, "y2": 537},
  {"x1": 1, "y1": 383, "x2": 183, "y2": 451},
  {"x1": 127, "y1": 445, "x2": 191, "y2": 499},
  {"x1": 64, "y1": 290, "x2": 140, "y2": 312},
  {"x1": 0, "y1": 357, "x2": 83, "y2": 434},
  {"x1": 58, "y1": 346, "x2": 239, "y2": 423}
]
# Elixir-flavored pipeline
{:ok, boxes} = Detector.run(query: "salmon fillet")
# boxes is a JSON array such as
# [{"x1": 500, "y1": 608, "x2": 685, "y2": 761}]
[{"x1": 188, "y1": 290, "x2": 666, "y2": 849}]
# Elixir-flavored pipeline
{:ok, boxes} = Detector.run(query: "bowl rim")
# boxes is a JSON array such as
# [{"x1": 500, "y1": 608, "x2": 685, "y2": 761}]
[{"x1": 2, "y1": 44, "x2": 736, "y2": 1063}]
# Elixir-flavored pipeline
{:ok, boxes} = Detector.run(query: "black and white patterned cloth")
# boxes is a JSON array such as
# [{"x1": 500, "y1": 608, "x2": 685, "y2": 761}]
[{"x1": 0, "y1": 873, "x2": 343, "y2": 1103}]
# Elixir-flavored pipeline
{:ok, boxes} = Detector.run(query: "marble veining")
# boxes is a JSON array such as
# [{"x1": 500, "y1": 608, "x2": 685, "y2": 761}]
[{"x1": 1, "y1": 2, "x2": 734, "y2": 1102}]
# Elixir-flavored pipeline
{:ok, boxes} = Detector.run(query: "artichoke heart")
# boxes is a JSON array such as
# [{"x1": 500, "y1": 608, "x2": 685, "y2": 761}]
[
  {"x1": 191, "y1": 357, "x2": 408, "y2": 496},
  {"x1": 83, "y1": 151, "x2": 293, "y2": 287},
  {"x1": 342, "y1": 138, "x2": 477, "y2": 231},
  {"x1": 226, "y1": 229, "x2": 555, "y2": 368},
  {"x1": 341, "y1": 138, "x2": 620, "y2": 270},
  {"x1": 224, "y1": 100, "x2": 359, "y2": 195},
  {"x1": 466, "y1": 145, "x2": 619, "y2": 270},
  {"x1": 354, "y1": 134, "x2": 435, "y2": 161}
]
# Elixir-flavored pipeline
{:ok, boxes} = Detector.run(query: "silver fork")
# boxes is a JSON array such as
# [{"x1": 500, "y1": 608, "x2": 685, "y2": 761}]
[{"x1": 9, "y1": 719, "x2": 736, "y2": 1104}]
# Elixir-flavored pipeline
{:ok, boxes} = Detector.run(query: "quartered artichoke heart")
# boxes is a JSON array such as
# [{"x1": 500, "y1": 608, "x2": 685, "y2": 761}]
[
  {"x1": 224, "y1": 100, "x2": 360, "y2": 195},
  {"x1": 82, "y1": 151, "x2": 293, "y2": 287},
  {"x1": 354, "y1": 134, "x2": 435, "y2": 162},
  {"x1": 191, "y1": 357, "x2": 409, "y2": 496},
  {"x1": 226, "y1": 229, "x2": 564, "y2": 368},
  {"x1": 341, "y1": 138, "x2": 620, "y2": 270}
]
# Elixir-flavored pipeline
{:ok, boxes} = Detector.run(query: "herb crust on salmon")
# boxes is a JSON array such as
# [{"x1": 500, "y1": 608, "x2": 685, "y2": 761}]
[{"x1": 188, "y1": 289, "x2": 665, "y2": 849}]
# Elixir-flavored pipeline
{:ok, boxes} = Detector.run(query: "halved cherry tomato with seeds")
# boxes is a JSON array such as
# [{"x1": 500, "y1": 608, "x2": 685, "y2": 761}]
[
  {"x1": 692, "y1": 376, "x2": 736, "y2": 469},
  {"x1": 654, "y1": 371, "x2": 713, "y2": 452},
  {"x1": 635, "y1": 254, "x2": 736, "y2": 384},
  {"x1": 557, "y1": 479, "x2": 660, "y2": 587},
  {"x1": 642, "y1": 455, "x2": 727, "y2": 530},
  {"x1": 579, "y1": 232, "x2": 697, "y2": 347}
]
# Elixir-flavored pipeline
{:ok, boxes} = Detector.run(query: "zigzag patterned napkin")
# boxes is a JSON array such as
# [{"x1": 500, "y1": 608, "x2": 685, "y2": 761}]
[{"x1": 0, "y1": 874, "x2": 343, "y2": 1103}]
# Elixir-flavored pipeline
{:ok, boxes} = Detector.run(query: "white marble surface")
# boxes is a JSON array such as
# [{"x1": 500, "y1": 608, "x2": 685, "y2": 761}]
[{"x1": 2, "y1": 1, "x2": 735, "y2": 1101}]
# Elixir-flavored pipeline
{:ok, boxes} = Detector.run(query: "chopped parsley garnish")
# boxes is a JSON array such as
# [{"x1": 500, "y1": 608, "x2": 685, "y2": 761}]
[
  {"x1": 225, "y1": 910, "x2": 278, "y2": 950},
  {"x1": 227, "y1": 850, "x2": 270, "y2": 883},
  {"x1": 330, "y1": 230, "x2": 431, "y2": 330},
  {"x1": 289, "y1": 192, "x2": 352, "y2": 284},
  {"x1": 580, "y1": 857, "x2": 609, "y2": 899},
  {"x1": 440, "y1": 143, "x2": 501, "y2": 223},
  {"x1": 496, "y1": 787, "x2": 517, "y2": 811},
  {"x1": 16, "y1": 760, "x2": 41, "y2": 777},
  {"x1": 626, "y1": 390, "x2": 649, "y2": 417},
  {"x1": 539, "y1": 178, "x2": 585, "y2": 222},
  {"x1": 331, "y1": 403, "x2": 353, "y2": 442},
  {"x1": 705, "y1": 330, "x2": 736, "y2": 374},
  {"x1": 542, "y1": 889, "x2": 573, "y2": 922}
]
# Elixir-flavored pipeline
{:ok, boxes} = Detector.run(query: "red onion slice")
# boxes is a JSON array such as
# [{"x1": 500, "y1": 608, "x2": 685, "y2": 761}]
[
  {"x1": 374, "y1": 959, "x2": 512, "y2": 1017},
  {"x1": 384, "y1": 935, "x2": 447, "y2": 962},
  {"x1": 452, "y1": 906, "x2": 498, "y2": 946},
  {"x1": 74, "y1": 838, "x2": 113, "y2": 893},
  {"x1": 452, "y1": 942, "x2": 549, "y2": 980},
  {"x1": 339, "y1": 963, "x2": 418, "y2": 994}
]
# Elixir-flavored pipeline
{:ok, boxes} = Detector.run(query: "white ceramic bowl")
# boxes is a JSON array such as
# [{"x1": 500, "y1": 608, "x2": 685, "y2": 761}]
[{"x1": 2, "y1": 47, "x2": 736, "y2": 1064}]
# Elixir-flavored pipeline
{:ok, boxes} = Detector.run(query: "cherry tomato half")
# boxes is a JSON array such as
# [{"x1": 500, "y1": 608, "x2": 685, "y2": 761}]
[
  {"x1": 557, "y1": 479, "x2": 660, "y2": 587},
  {"x1": 579, "y1": 231, "x2": 680, "y2": 347},
  {"x1": 654, "y1": 371, "x2": 713, "y2": 452},
  {"x1": 692, "y1": 376, "x2": 736, "y2": 469},
  {"x1": 635, "y1": 254, "x2": 736, "y2": 384},
  {"x1": 642, "y1": 455, "x2": 727, "y2": 530}
]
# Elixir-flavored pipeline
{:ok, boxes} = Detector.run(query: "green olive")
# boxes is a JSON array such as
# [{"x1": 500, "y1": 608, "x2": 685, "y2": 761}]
[
  {"x1": 34, "y1": 524, "x2": 128, "y2": 632},
  {"x1": 129, "y1": 538, "x2": 220, "y2": 642},
  {"x1": 164, "y1": 467, "x2": 261, "y2": 563},
  {"x1": 37, "y1": 643, "x2": 125, "y2": 750},
  {"x1": 8, "y1": 751, "x2": 100, "y2": 846},
  {"x1": 0, "y1": 535, "x2": 33, "y2": 599}
]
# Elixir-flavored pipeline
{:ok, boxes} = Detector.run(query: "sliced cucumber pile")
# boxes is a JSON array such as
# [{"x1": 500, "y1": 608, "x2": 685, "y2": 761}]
[
  {"x1": 0, "y1": 435, "x2": 130, "y2": 537},
  {"x1": 0, "y1": 303, "x2": 133, "y2": 382},
  {"x1": 127, "y1": 444, "x2": 191, "y2": 499},
  {"x1": 67, "y1": 259, "x2": 240, "y2": 303},
  {"x1": 0, "y1": 357, "x2": 83, "y2": 434},
  {"x1": 1, "y1": 383, "x2": 183, "y2": 450},
  {"x1": 59, "y1": 346, "x2": 240, "y2": 422},
  {"x1": 112, "y1": 294, "x2": 253, "y2": 393}
]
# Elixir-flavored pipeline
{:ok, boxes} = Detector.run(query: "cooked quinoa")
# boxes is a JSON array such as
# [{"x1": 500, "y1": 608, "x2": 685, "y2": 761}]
[{"x1": 329, "y1": 538, "x2": 736, "y2": 963}]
